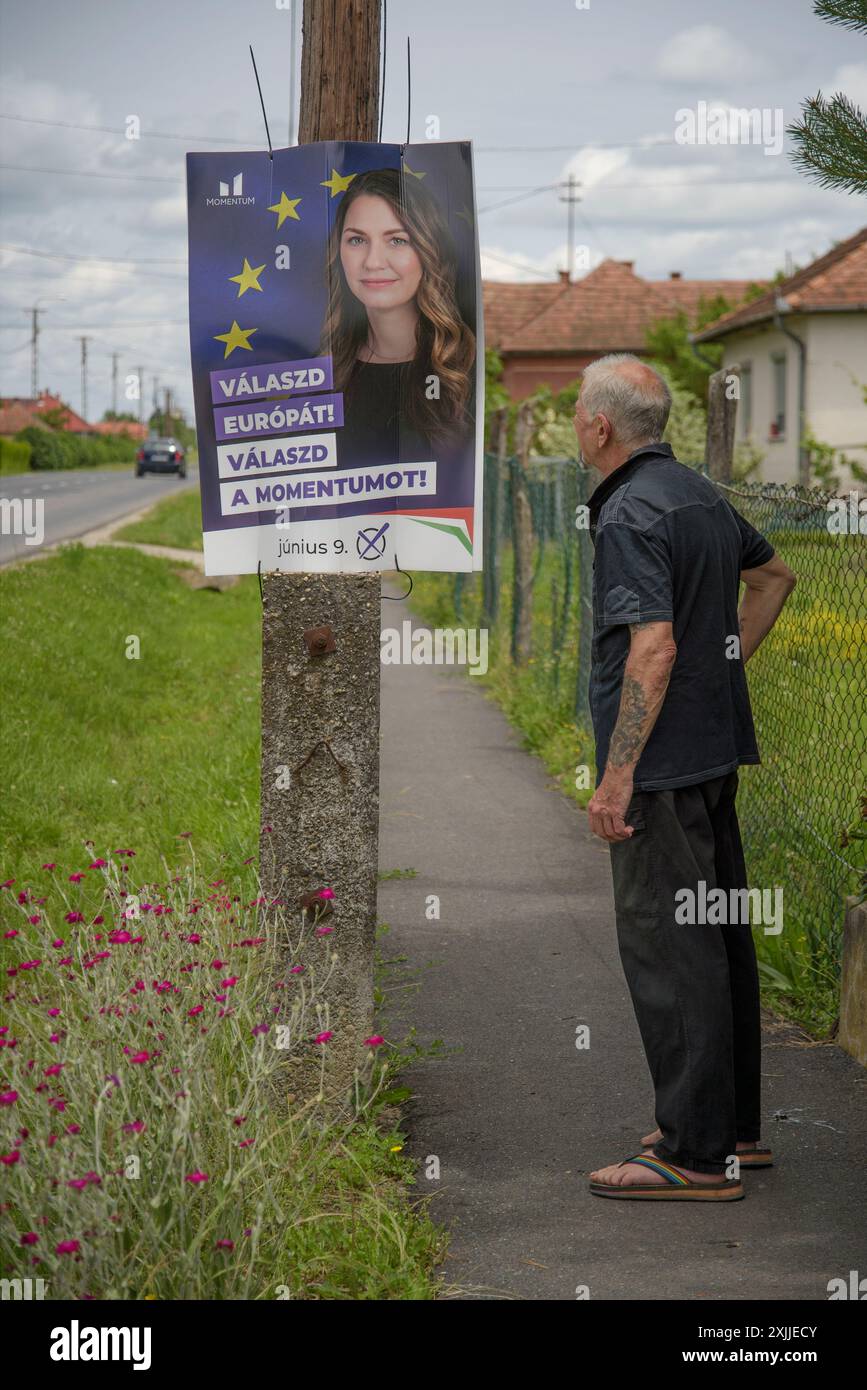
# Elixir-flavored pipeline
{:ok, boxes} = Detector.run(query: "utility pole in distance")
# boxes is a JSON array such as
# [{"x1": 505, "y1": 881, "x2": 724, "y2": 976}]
[
  {"x1": 78, "y1": 336, "x2": 91, "y2": 423},
  {"x1": 558, "y1": 173, "x2": 582, "y2": 281},
  {"x1": 111, "y1": 352, "x2": 119, "y2": 416},
  {"x1": 24, "y1": 306, "x2": 42, "y2": 399},
  {"x1": 259, "y1": 0, "x2": 382, "y2": 1109}
]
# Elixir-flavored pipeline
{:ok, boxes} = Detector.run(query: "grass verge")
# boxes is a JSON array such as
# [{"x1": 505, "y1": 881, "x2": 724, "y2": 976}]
[{"x1": 0, "y1": 538, "x2": 446, "y2": 1298}]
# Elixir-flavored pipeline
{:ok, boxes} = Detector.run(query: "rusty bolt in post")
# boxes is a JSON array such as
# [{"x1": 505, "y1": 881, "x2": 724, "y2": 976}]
[{"x1": 303, "y1": 624, "x2": 337, "y2": 656}]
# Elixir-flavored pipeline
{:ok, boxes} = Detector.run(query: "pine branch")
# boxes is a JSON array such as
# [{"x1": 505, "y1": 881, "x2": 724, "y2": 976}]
[
  {"x1": 787, "y1": 90, "x2": 867, "y2": 194},
  {"x1": 815, "y1": 0, "x2": 867, "y2": 35}
]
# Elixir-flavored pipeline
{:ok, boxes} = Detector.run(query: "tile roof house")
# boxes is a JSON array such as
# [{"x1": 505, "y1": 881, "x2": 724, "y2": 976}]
[
  {"x1": 0, "y1": 390, "x2": 90, "y2": 436},
  {"x1": 694, "y1": 225, "x2": 867, "y2": 485},
  {"x1": 484, "y1": 259, "x2": 762, "y2": 401}
]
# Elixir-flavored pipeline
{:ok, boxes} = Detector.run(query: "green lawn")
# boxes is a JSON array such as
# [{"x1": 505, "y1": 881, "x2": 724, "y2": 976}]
[
  {"x1": 0, "y1": 535, "x2": 446, "y2": 1298},
  {"x1": 116, "y1": 487, "x2": 203, "y2": 550}
]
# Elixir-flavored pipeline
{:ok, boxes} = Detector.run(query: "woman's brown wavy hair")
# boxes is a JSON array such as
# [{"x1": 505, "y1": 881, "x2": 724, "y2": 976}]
[{"x1": 318, "y1": 167, "x2": 476, "y2": 443}]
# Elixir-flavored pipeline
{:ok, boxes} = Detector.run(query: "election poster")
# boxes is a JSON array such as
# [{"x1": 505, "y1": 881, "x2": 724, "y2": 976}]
[{"x1": 185, "y1": 140, "x2": 484, "y2": 576}]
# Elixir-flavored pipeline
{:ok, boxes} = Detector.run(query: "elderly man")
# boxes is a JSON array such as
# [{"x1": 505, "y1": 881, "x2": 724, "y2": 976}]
[{"x1": 573, "y1": 353, "x2": 796, "y2": 1201}]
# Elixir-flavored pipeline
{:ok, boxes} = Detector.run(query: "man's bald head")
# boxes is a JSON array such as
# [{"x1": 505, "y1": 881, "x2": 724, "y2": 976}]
[{"x1": 578, "y1": 353, "x2": 672, "y2": 452}]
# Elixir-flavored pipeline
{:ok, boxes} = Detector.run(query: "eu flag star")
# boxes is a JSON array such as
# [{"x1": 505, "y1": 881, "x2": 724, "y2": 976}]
[
  {"x1": 268, "y1": 192, "x2": 302, "y2": 228},
  {"x1": 320, "y1": 168, "x2": 356, "y2": 196},
  {"x1": 214, "y1": 321, "x2": 258, "y2": 359},
  {"x1": 229, "y1": 258, "x2": 266, "y2": 296}
]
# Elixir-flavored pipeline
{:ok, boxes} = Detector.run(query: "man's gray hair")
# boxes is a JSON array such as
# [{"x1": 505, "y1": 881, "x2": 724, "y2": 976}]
[{"x1": 580, "y1": 353, "x2": 672, "y2": 447}]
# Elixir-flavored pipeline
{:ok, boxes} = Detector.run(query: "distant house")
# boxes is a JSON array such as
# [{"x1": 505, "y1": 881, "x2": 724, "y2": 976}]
[
  {"x1": 92, "y1": 419, "x2": 149, "y2": 442},
  {"x1": 694, "y1": 226, "x2": 867, "y2": 486},
  {"x1": 0, "y1": 390, "x2": 90, "y2": 436},
  {"x1": 483, "y1": 259, "x2": 762, "y2": 401}
]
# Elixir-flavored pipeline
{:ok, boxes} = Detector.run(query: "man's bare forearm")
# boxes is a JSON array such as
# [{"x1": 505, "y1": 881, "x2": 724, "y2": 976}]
[
  {"x1": 605, "y1": 627, "x2": 677, "y2": 781},
  {"x1": 738, "y1": 574, "x2": 796, "y2": 662}
]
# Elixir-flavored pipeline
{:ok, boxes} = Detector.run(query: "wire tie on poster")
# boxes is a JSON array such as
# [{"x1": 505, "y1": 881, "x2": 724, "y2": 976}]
[
  {"x1": 382, "y1": 552, "x2": 413, "y2": 600},
  {"x1": 249, "y1": 45, "x2": 274, "y2": 159}
]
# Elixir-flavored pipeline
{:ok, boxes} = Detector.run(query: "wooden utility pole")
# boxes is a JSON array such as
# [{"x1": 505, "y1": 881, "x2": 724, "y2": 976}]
[
  {"x1": 259, "y1": 0, "x2": 382, "y2": 1109},
  {"x1": 705, "y1": 363, "x2": 740, "y2": 482},
  {"x1": 511, "y1": 400, "x2": 536, "y2": 666}
]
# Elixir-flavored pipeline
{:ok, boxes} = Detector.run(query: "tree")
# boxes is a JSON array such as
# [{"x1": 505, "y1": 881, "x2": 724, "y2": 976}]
[{"x1": 787, "y1": 0, "x2": 867, "y2": 195}]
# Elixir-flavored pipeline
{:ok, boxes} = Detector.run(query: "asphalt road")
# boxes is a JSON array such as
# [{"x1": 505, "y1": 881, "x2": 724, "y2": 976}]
[
  {"x1": 0, "y1": 464, "x2": 199, "y2": 567},
  {"x1": 378, "y1": 590, "x2": 867, "y2": 1301}
]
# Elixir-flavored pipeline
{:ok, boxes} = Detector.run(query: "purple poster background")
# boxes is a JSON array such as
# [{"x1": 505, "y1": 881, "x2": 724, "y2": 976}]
[{"x1": 185, "y1": 140, "x2": 480, "y2": 553}]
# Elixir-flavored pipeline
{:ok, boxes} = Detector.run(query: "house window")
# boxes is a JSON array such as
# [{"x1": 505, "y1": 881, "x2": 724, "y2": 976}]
[
  {"x1": 739, "y1": 362, "x2": 752, "y2": 439},
  {"x1": 770, "y1": 353, "x2": 786, "y2": 439}
]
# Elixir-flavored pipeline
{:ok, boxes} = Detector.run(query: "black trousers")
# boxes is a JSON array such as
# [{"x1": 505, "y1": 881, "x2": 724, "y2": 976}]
[{"x1": 608, "y1": 770, "x2": 762, "y2": 1174}]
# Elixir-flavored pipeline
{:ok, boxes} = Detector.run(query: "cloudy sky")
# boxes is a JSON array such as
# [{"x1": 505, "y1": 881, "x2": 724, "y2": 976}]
[{"x1": 1, "y1": 0, "x2": 864, "y2": 423}]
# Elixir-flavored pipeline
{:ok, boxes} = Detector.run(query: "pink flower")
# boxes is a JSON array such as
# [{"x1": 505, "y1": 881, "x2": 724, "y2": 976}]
[
  {"x1": 66, "y1": 1123, "x2": 81, "y2": 1135},
  {"x1": 318, "y1": 888, "x2": 335, "y2": 900},
  {"x1": 56, "y1": 1240, "x2": 80, "y2": 1255},
  {"x1": 20, "y1": 959, "x2": 42, "y2": 971},
  {"x1": 1, "y1": 1150, "x2": 21, "y2": 1165},
  {"x1": 1, "y1": 879, "x2": 14, "y2": 888},
  {"x1": 187, "y1": 1005, "x2": 204, "y2": 1017},
  {"x1": 122, "y1": 1120, "x2": 145, "y2": 1133},
  {"x1": 68, "y1": 873, "x2": 85, "y2": 883},
  {"x1": 3, "y1": 929, "x2": 18, "y2": 939},
  {"x1": 186, "y1": 933, "x2": 202, "y2": 944},
  {"x1": 43, "y1": 1063, "x2": 64, "y2": 1076},
  {"x1": 29, "y1": 915, "x2": 42, "y2": 925},
  {"x1": 363, "y1": 1035, "x2": 385, "y2": 1048},
  {"x1": 239, "y1": 1138, "x2": 255, "y2": 1148},
  {"x1": 89, "y1": 859, "x2": 107, "y2": 869},
  {"x1": 20, "y1": 1232, "x2": 38, "y2": 1246},
  {"x1": 51, "y1": 938, "x2": 64, "y2": 948},
  {"x1": 215, "y1": 1238, "x2": 234, "y2": 1249},
  {"x1": 184, "y1": 1170, "x2": 208, "y2": 1184},
  {"x1": 221, "y1": 976, "x2": 238, "y2": 988},
  {"x1": 129, "y1": 1051, "x2": 150, "y2": 1064},
  {"x1": 290, "y1": 965, "x2": 304, "y2": 974},
  {"x1": 41, "y1": 863, "x2": 56, "y2": 871},
  {"x1": 0, "y1": 1091, "x2": 18, "y2": 1105},
  {"x1": 109, "y1": 930, "x2": 132, "y2": 944},
  {"x1": 64, "y1": 912, "x2": 84, "y2": 925},
  {"x1": 313, "y1": 1031, "x2": 333, "y2": 1045},
  {"x1": 251, "y1": 1023, "x2": 269, "y2": 1037}
]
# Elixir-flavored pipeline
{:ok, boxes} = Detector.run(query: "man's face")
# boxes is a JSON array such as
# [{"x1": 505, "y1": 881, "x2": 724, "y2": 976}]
[{"x1": 573, "y1": 389, "x2": 609, "y2": 470}]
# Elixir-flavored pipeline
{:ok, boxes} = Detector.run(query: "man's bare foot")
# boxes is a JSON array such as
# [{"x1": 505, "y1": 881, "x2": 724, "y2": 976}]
[
  {"x1": 640, "y1": 1127, "x2": 758, "y2": 1152},
  {"x1": 589, "y1": 1149, "x2": 724, "y2": 1187}
]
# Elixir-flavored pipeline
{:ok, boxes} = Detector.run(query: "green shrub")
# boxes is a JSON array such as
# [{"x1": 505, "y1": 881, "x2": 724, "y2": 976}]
[
  {"x1": 14, "y1": 426, "x2": 138, "y2": 469},
  {"x1": 0, "y1": 436, "x2": 32, "y2": 474}
]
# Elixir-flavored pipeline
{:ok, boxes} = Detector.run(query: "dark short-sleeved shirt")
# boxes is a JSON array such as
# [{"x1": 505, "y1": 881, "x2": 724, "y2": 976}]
[{"x1": 587, "y1": 443, "x2": 775, "y2": 791}]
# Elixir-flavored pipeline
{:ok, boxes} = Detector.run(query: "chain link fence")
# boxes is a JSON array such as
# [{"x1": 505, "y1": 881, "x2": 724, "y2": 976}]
[{"x1": 445, "y1": 454, "x2": 866, "y2": 1007}]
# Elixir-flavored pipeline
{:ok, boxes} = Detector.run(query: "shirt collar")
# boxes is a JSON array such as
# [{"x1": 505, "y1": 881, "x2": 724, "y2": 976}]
[{"x1": 586, "y1": 441, "x2": 674, "y2": 536}]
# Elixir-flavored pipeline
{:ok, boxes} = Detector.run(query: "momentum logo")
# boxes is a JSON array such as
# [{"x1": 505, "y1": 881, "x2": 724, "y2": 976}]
[
  {"x1": 49, "y1": 1321, "x2": 152, "y2": 1371},
  {"x1": 206, "y1": 172, "x2": 254, "y2": 207}
]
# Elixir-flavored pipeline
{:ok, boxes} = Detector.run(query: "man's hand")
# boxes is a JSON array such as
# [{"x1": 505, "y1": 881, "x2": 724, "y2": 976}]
[
  {"x1": 588, "y1": 771, "x2": 635, "y2": 842},
  {"x1": 739, "y1": 555, "x2": 796, "y2": 662}
]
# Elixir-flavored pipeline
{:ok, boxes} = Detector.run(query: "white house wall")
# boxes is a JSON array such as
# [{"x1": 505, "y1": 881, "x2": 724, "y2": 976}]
[{"x1": 720, "y1": 313, "x2": 867, "y2": 486}]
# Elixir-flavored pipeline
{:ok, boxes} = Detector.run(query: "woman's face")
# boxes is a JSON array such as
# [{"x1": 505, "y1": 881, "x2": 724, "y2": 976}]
[{"x1": 339, "y1": 194, "x2": 423, "y2": 311}]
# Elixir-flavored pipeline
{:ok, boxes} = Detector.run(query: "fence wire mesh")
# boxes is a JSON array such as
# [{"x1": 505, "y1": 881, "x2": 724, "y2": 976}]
[{"x1": 455, "y1": 454, "x2": 866, "y2": 994}]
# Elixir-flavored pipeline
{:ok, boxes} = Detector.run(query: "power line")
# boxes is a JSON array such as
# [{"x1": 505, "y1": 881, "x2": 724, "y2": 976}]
[
  {"x1": 0, "y1": 111, "x2": 260, "y2": 144},
  {"x1": 0, "y1": 244, "x2": 186, "y2": 266},
  {"x1": 0, "y1": 161, "x2": 179, "y2": 185}
]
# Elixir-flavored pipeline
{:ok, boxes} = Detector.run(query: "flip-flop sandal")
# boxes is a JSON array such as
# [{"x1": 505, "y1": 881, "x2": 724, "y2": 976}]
[
  {"x1": 640, "y1": 1134, "x2": 773, "y2": 1168},
  {"x1": 589, "y1": 1154, "x2": 745, "y2": 1201}
]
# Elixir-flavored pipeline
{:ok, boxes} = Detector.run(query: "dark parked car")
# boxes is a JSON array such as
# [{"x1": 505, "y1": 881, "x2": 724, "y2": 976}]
[{"x1": 135, "y1": 437, "x2": 186, "y2": 478}]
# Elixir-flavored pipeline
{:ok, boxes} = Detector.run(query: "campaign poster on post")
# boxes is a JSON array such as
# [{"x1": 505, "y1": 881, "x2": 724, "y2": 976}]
[{"x1": 185, "y1": 140, "x2": 484, "y2": 576}]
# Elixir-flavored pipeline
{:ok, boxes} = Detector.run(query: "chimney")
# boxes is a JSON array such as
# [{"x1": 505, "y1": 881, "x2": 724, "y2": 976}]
[
  {"x1": 619, "y1": 260, "x2": 634, "y2": 270},
  {"x1": 558, "y1": 268, "x2": 570, "y2": 284},
  {"x1": 669, "y1": 271, "x2": 682, "y2": 280}
]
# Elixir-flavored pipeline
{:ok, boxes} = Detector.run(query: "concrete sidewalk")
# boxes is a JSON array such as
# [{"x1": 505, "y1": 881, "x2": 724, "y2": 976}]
[{"x1": 377, "y1": 592, "x2": 867, "y2": 1301}]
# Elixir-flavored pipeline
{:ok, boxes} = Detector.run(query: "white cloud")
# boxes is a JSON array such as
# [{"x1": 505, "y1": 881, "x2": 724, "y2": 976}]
[
  {"x1": 827, "y1": 62, "x2": 867, "y2": 110},
  {"x1": 656, "y1": 26, "x2": 765, "y2": 83}
]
